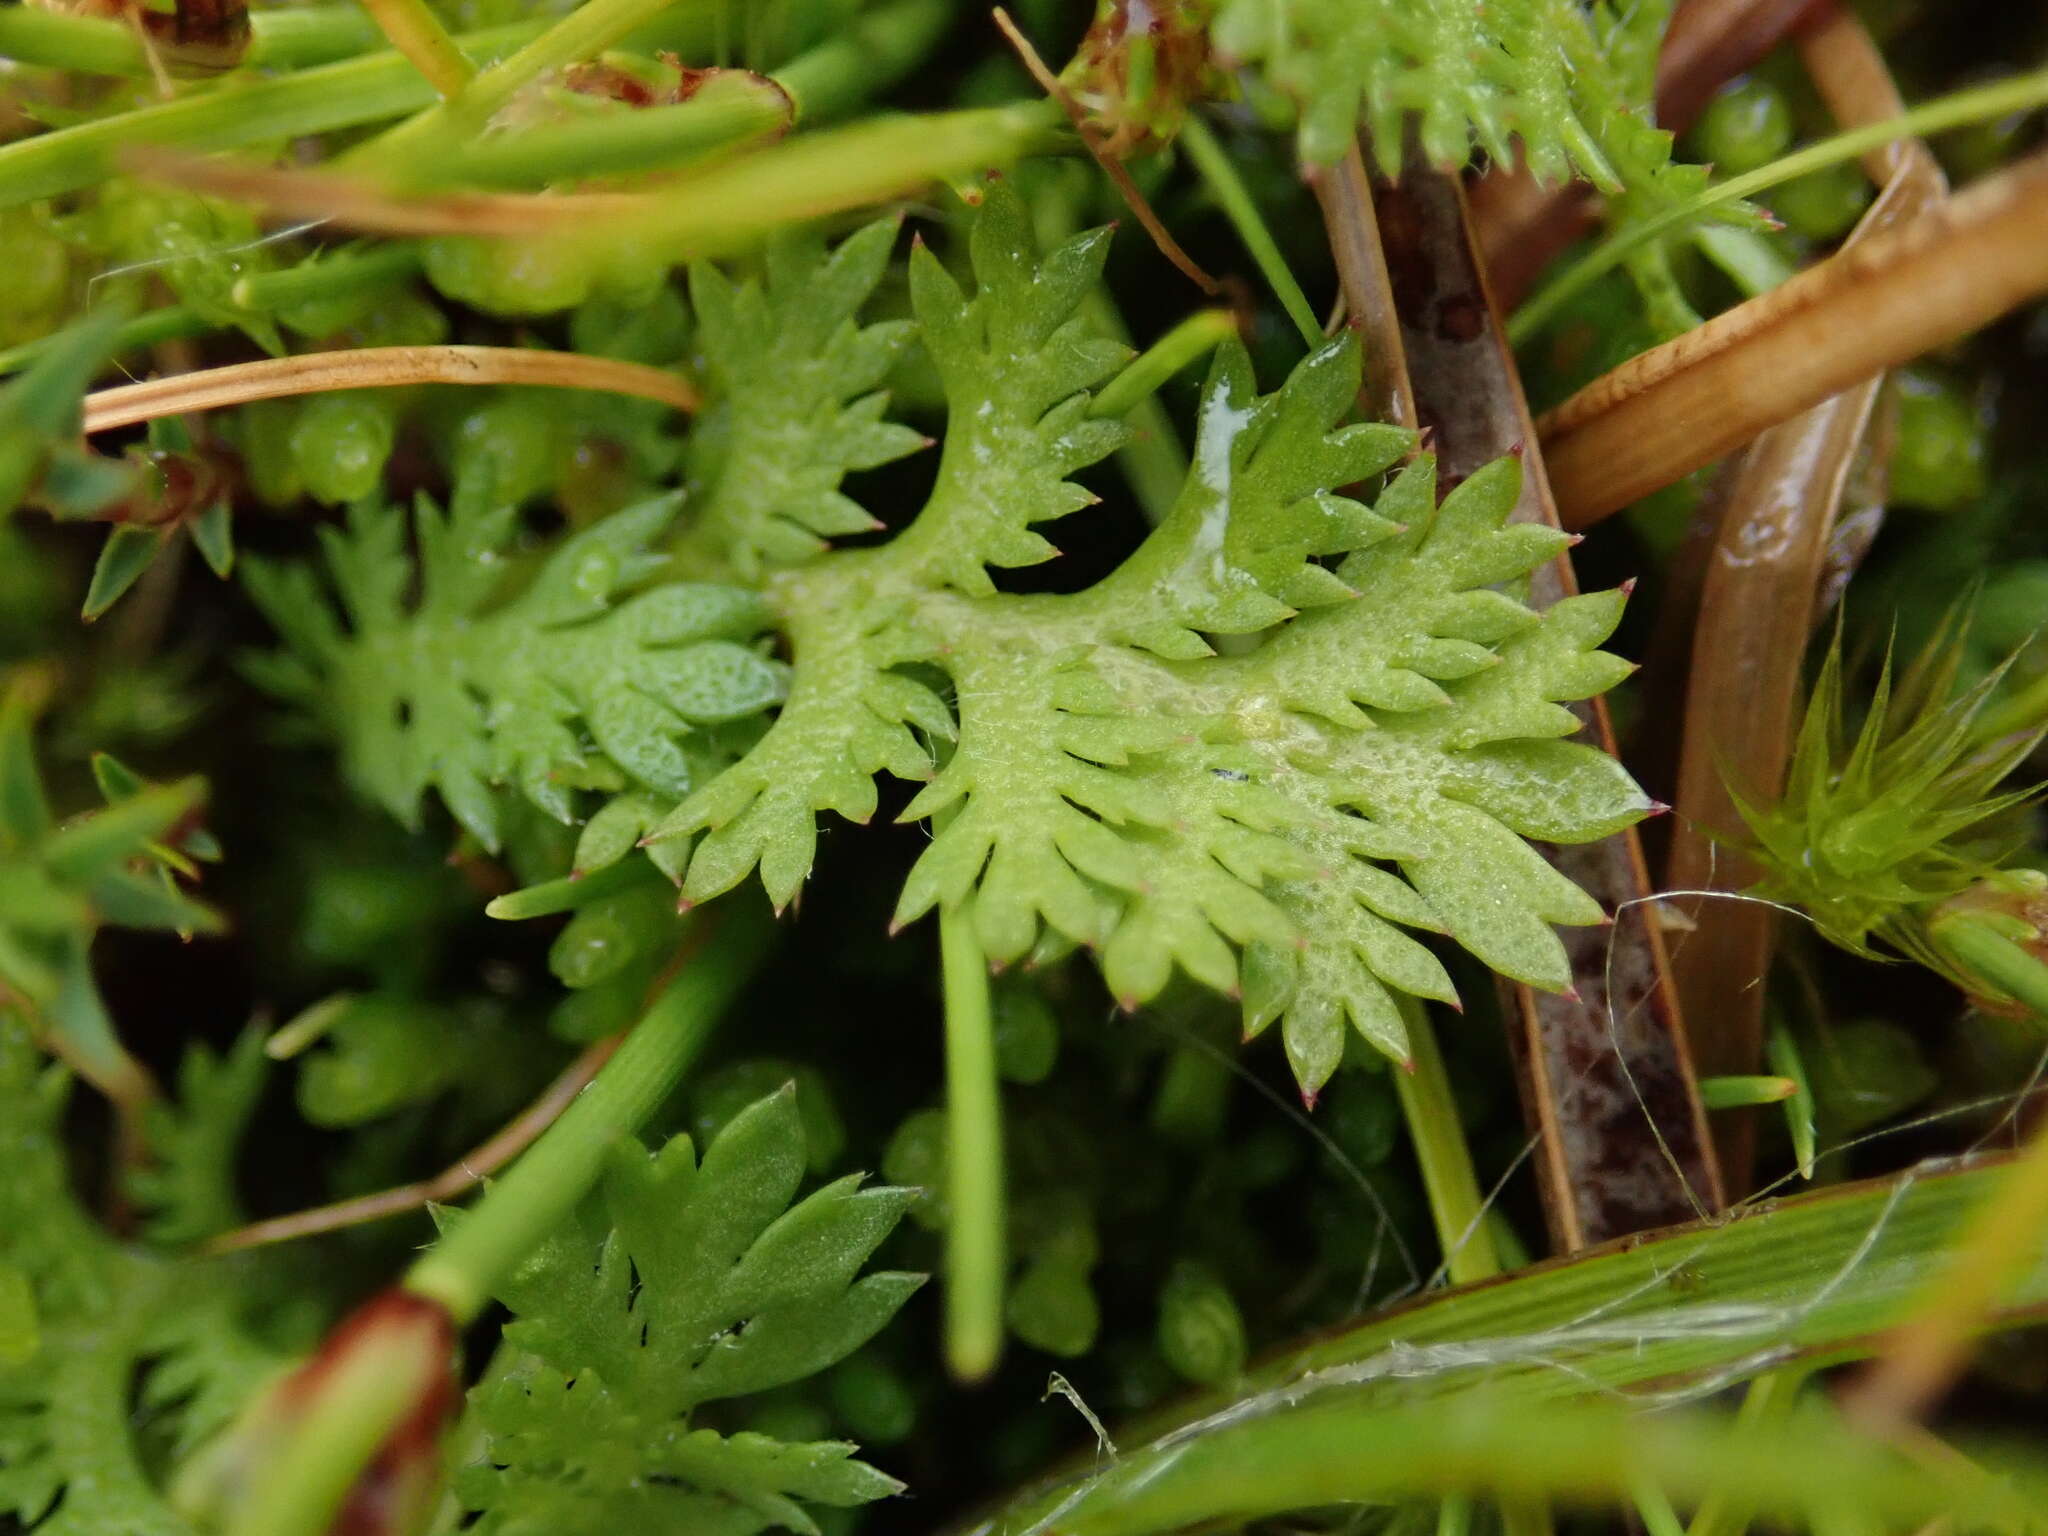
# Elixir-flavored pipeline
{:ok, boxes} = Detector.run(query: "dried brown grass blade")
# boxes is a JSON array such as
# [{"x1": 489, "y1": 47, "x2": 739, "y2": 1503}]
[
  {"x1": 130, "y1": 146, "x2": 647, "y2": 236},
  {"x1": 1358, "y1": 133, "x2": 1724, "y2": 1251},
  {"x1": 1309, "y1": 138, "x2": 1417, "y2": 430},
  {"x1": 204, "y1": 1033, "x2": 622, "y2": 1253},
  {"x1": 989, "y1": 6, "x2": 1219, "y2": 296},
  {"x1": 82, "y1": 345, "x2": 698, "y2": 435},
  {"x1": 1661, "y1": 8, "x2": 1944, "y2": 1186},
  {"x1": 1540, "y1": 141, "x2": 2048, "y2": 528}
]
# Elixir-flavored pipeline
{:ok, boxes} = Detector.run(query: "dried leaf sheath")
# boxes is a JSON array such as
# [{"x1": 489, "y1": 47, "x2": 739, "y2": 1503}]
[
  {"x1": 1539, "y1": 145, "x2": 2048, "y2": 527},
  {"x1": 1358, "y1": 134, "x2": 1722, "y2": 1247},
  {"x1": 1368, "y1": 135, "x2": 1720, "y2": 1253},
  {"x1": 1664, "y1": 10, "x2": 1947, "y2": 1183}
]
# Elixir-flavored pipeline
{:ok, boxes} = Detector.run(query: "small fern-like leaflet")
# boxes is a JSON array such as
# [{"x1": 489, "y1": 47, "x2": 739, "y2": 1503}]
[
  {"x1": 453, "y1": 1086, "x2": 922, "y2": 1535},
  {"x1": 0, "y1": 1016, "x2": 301, "y2": 1536},
  {"x1": 242, "y1": 487, "x2": 784, "y2": 855},
  {"x1": 1206, "y1": 0, "x2": 1762, "y2": 293}
]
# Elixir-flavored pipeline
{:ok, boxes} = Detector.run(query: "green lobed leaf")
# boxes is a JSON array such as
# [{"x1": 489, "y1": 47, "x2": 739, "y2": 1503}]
[
  {"x1": 458, "y1": 1086, "x2": 922, "y2": 1535},
  {"x1": 647, "y1": 188, "x2": 1648, "y2": 1092}
]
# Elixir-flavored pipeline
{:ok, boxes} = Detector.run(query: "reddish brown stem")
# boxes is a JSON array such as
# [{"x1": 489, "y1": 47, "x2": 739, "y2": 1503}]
[
  {"x1": 1345, "y1": 131, "x2": 1724, "y2": 1252},
  {"x1": 1308, "y1": 138, "x2": 1418, "y2": 431},
  {"x1": 203, "y1": 1033, "x2": 623, "y2": 1253}
]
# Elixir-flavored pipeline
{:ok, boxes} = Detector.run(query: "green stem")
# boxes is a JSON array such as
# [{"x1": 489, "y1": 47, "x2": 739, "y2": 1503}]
[
  {"x1": 1181, "y1": 114, "x2": 1322, "y2": 349},
  {"x1": 1510, "y1": 64, "x2": 2048, "y2": 344},
  {"x1": 1436, "y1": 1494, "x2": 1472, "y2": 1536},
  {"x1": 0, "y1": 18, "x2": 548, "y2": 210},
  {"x1": 940, "y1": 903, "x2": 1006, "y2": 1382},
  {"x1": 354, "y1": 0, "x2": 721, "y2": 165},
  {"x1": 774, "y1": 0, "x2": 950, "y2": 122},
  {"x1": 418, "y1": 72, "x2": 792, "y2": 188},
  {"x1": 1089, "y1": 308, "x2": 1237, "y2": 421},
  {"x1": 1632, "y1": 1475, "x2": 1689, "y2": 1536},
  {"x1": 359, "y1": 0, "x2": 475, "y2": 97},
  {"x1": 1765, "y1": 1018, "x2": 1817, "y2": 1181},
  {"x1": 1928, "y1": 913, "x2": 2048, "y2": 1020},
  {"x1": 0, "y1": 5, "x2": 384, "y2": 75},
  {"x1": 404, "y1": 901, "x2": 769, "y2": 1323},
  {"x1": 1393, "y1": 1001, "x2": 1551, "y2": 1536},
  {"x1": 231, "y1": 243, "x2": 424, "y2": 311},
  {"x1": 1391, "y1": 997, "x2": 1499, "y2": 1287},
  {"x1": 563, "y1": 101, "x2": 1064, "y2": 265},
  {"x1": 221, "y1": 1298, "x2": 449, "y2": 1536}
]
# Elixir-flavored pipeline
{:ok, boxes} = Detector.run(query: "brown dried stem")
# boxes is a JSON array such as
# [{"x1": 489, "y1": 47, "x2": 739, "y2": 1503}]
[
  {"x1": 989, "y1": 6, "x2": 1219, "y2": 296},
  {"x1": 1661, "y1": 6, "x2": 1943, "y2": 1185},
  {"x1": 1308, "y1": 139, "x2": 1417, "y2": 431},
  {"x1": 1343, "y1": 131, "x2": 1723, "y2": 1252},
  {"x1": 1539, "y1": 143, "x2": 2048, "y2": 527},
  {"x1": 128, "y1": 147, "x2": 647, "y2": 235},
  {"x1": 82, "y1": 345, "x2": 699, "y2": 435},
  {"x1": 203, "y1": 1033, "x2": 623, "y2": 1253}
]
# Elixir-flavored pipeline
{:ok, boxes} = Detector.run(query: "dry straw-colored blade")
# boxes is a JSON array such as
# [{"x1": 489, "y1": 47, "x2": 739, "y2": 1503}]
[
  {"x1": 1540, "y1": 142, "x2": 2048, "y2": 527},
  {"x1": 81, "y1": 344, "x2": 698, "y2": 435},
  {"x1": 1326, "y1": 130, "x2": 1724, "y2": 1253},
  {"x1": 1662, "y1": 10, "x2": 1945, "y2": 1186}
]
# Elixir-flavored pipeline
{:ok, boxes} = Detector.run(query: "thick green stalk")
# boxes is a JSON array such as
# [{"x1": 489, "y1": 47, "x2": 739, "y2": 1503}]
[
  {"x1": 417, "y1": 73, "x2": 793, "y2": 188},
  {"x1": 940, "y1": 903, "x2": 1006, "y2": 1382},
  {"x1": 405, "y1": 901, "x2": 769, "y2": 1323},
  {"x1": 355, "y1": 0, "x2": 721, "y2": 164},
  {"x1": 1180, "y1": 115, "x2": 1323, "y2": 348},
  {"x1": 359, "y1": 0, "x2": 475, "y2": 97},
  {"x1": 1392, "y1": 998, "x2": 1499, "y2": 1287},
  {"x1": 220, "y1": 1297, "x2": 450, "y2": 1536},
  {"x1": 553, "y1": 101, "x2": 1065, "y2": 264},
  {"x1": 0, "y1": 5, "x2": 383, "y2": 75},
  {"x1": 0, "y1": 19, "x2": 547, "y2": 209},
  {"x1": 232, "y1": 243, "x2": 424, "y2": 310}
]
